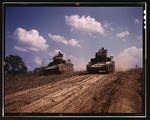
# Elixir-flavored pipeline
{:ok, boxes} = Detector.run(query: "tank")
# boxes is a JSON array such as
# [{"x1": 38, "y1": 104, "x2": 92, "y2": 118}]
[
  {"x1": 43, "y1": 52, "x2": 73, "y2": 74},
  {"x1": 86, "y1": 47, "x2": 115, "y2": 73}
]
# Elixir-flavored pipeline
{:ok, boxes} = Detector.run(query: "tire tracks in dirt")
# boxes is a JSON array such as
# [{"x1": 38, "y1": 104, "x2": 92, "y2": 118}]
[
  {"x1": 5, "y1": 73, "x2": 119, "y2": 113},
  {"x1": 5, "y1": 74, "x2": 96, "y2": 112}
]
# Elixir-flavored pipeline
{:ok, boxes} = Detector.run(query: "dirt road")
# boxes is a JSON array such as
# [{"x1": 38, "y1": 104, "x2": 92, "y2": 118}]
[{"x1": 5, "y1": 70, "x2": 142, "y2": 113}]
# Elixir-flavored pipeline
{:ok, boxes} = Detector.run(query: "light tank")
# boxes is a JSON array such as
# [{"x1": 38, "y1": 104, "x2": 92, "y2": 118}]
[
  {"x1": 86, "y1": 47, "x2": 115, "y2": 73},
  {"x1": 43, "y1": 51, "x2": 73, "y2": 74}
]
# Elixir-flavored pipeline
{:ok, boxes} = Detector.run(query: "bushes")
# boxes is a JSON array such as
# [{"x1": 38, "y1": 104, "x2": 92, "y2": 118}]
[{"x1": 5, "y1": 55, "x2": 27, "y2": 74}]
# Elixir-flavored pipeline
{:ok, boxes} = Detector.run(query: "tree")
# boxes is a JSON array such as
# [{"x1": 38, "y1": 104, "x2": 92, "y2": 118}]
[{"x1": 5, "y1": 55, "x2": 27, "y2": 73}]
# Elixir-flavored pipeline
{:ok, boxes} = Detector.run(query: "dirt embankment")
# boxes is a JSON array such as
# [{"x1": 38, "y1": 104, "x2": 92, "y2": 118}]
[
  {"x1": 5, "y1": 71, "x2": 82, "y2": 95},
  {"x1": 108, "y1": 69, "x2": 143, "y2": 113},
  {"x1": 5, "y1": 69, "x2": 143, "y2": 113},
  {"x1": 73, "y1": 69, "x2": 143, "y2": 113}
]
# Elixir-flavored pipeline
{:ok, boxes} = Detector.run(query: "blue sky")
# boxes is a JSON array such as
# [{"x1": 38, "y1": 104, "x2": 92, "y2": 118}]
[{"x1": 5, "y1": 6, "x2": 143, "y2": 71}]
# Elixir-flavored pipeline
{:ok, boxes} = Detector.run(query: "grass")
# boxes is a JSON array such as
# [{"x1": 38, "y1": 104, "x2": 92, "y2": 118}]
[{"x1": 5, "y1": 71, "x2": 84, "y2": 95}]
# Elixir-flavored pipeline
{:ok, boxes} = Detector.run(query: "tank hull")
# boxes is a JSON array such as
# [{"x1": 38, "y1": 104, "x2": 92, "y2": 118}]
[
  {"x1": 87, "y1": 62, "x2": 115, "y2": 74},
  {"x1": 44, "y1": 64, "x2": 73, "y2": 74}
]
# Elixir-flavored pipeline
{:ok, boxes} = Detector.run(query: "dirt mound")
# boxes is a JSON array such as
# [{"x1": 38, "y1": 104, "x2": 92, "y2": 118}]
[{"x1": 108, "y1": 69, "x2": 143, "y2": 113}]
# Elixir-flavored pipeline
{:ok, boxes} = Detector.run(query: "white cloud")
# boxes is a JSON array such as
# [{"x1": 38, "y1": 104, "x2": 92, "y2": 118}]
[
  {"x1": 33, "y1": 56, "x2": 43, "y2": 65},
  {"x1": 103, "y1": 23, "x2": 111, "y2": 28},
  {"x1": 14, "y1": 28, "x2": 48, "y2": 51},
  {"x1": 14, "y1": 46, "x2": 29, "y2": 52},
  {"x1": 65, "y1": 15, "x2": 104, "y2": 34},
  {"x1": 48, "y1": 33, "x2": 80, "y2": 47},
  {"x1": 48, "y1": 34, "x2": 68, "y2": 45},
  {"x1": 49, "y1": 49, "x2": 64, "y2": 57},
  {"x1": 103, "y1": 23, "x2": 114, "y2": 31},
  {"x1": 68, "y1": 39, "x2": 80, "y2": 47},
  {"x1": 26, "y1": 47, "x2": 38, "y2": 52},
  {"x1": 116, "y1": 31, "x2": 130, "y2": 38},
  {"x1": 14, "y1": 45, "x2": 39, "y2": 52},
  {"x1": 134, "y1": 19, "x2": 140, "y2": 24},
  {"x1": 114, "y1": 46, "x2": 142, "y2": 71},
  {"x1": 110, "y1": 27, "x2": 114, "y2": 31}
]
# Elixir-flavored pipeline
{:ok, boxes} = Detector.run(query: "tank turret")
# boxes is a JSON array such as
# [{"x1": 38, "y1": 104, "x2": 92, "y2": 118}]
[
  {"x1": 44, "y1": 51, "x2": 73, "y2": 74},
  {"x1": 96, "y1": 47, "x2": 107, "y2": 58}
]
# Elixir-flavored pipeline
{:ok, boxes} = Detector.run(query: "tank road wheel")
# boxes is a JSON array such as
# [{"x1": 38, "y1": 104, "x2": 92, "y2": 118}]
[
  {"x1": 113, "y1": 65, "x2": 115, "y2": 72},
  {"x1": 106, "y1": 66, "x2": 109, "y2": 74},
  {"x1": 105, "y1": 68, "x2": 108, "y2": 74},
  {"x1": 87, "y1": 69, "x2": 95, "y2": 74},
  {"x1": 88, "y1": 70, "x2": 93, "y2": 74}
]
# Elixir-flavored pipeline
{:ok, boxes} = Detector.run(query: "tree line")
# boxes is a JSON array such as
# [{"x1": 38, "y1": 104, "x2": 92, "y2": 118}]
[
  {"x1": 4, "y1": 55, "x2": 49, "y2": 74},
  {"x1": 4, "y1": 55, "x2": 28, "y2": 74}
]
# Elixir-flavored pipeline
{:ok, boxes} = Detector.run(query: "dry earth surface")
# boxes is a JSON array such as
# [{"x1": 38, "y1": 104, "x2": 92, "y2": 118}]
[{"x1": 5, "y1": 69, "x2": 143, "y2": 113}]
